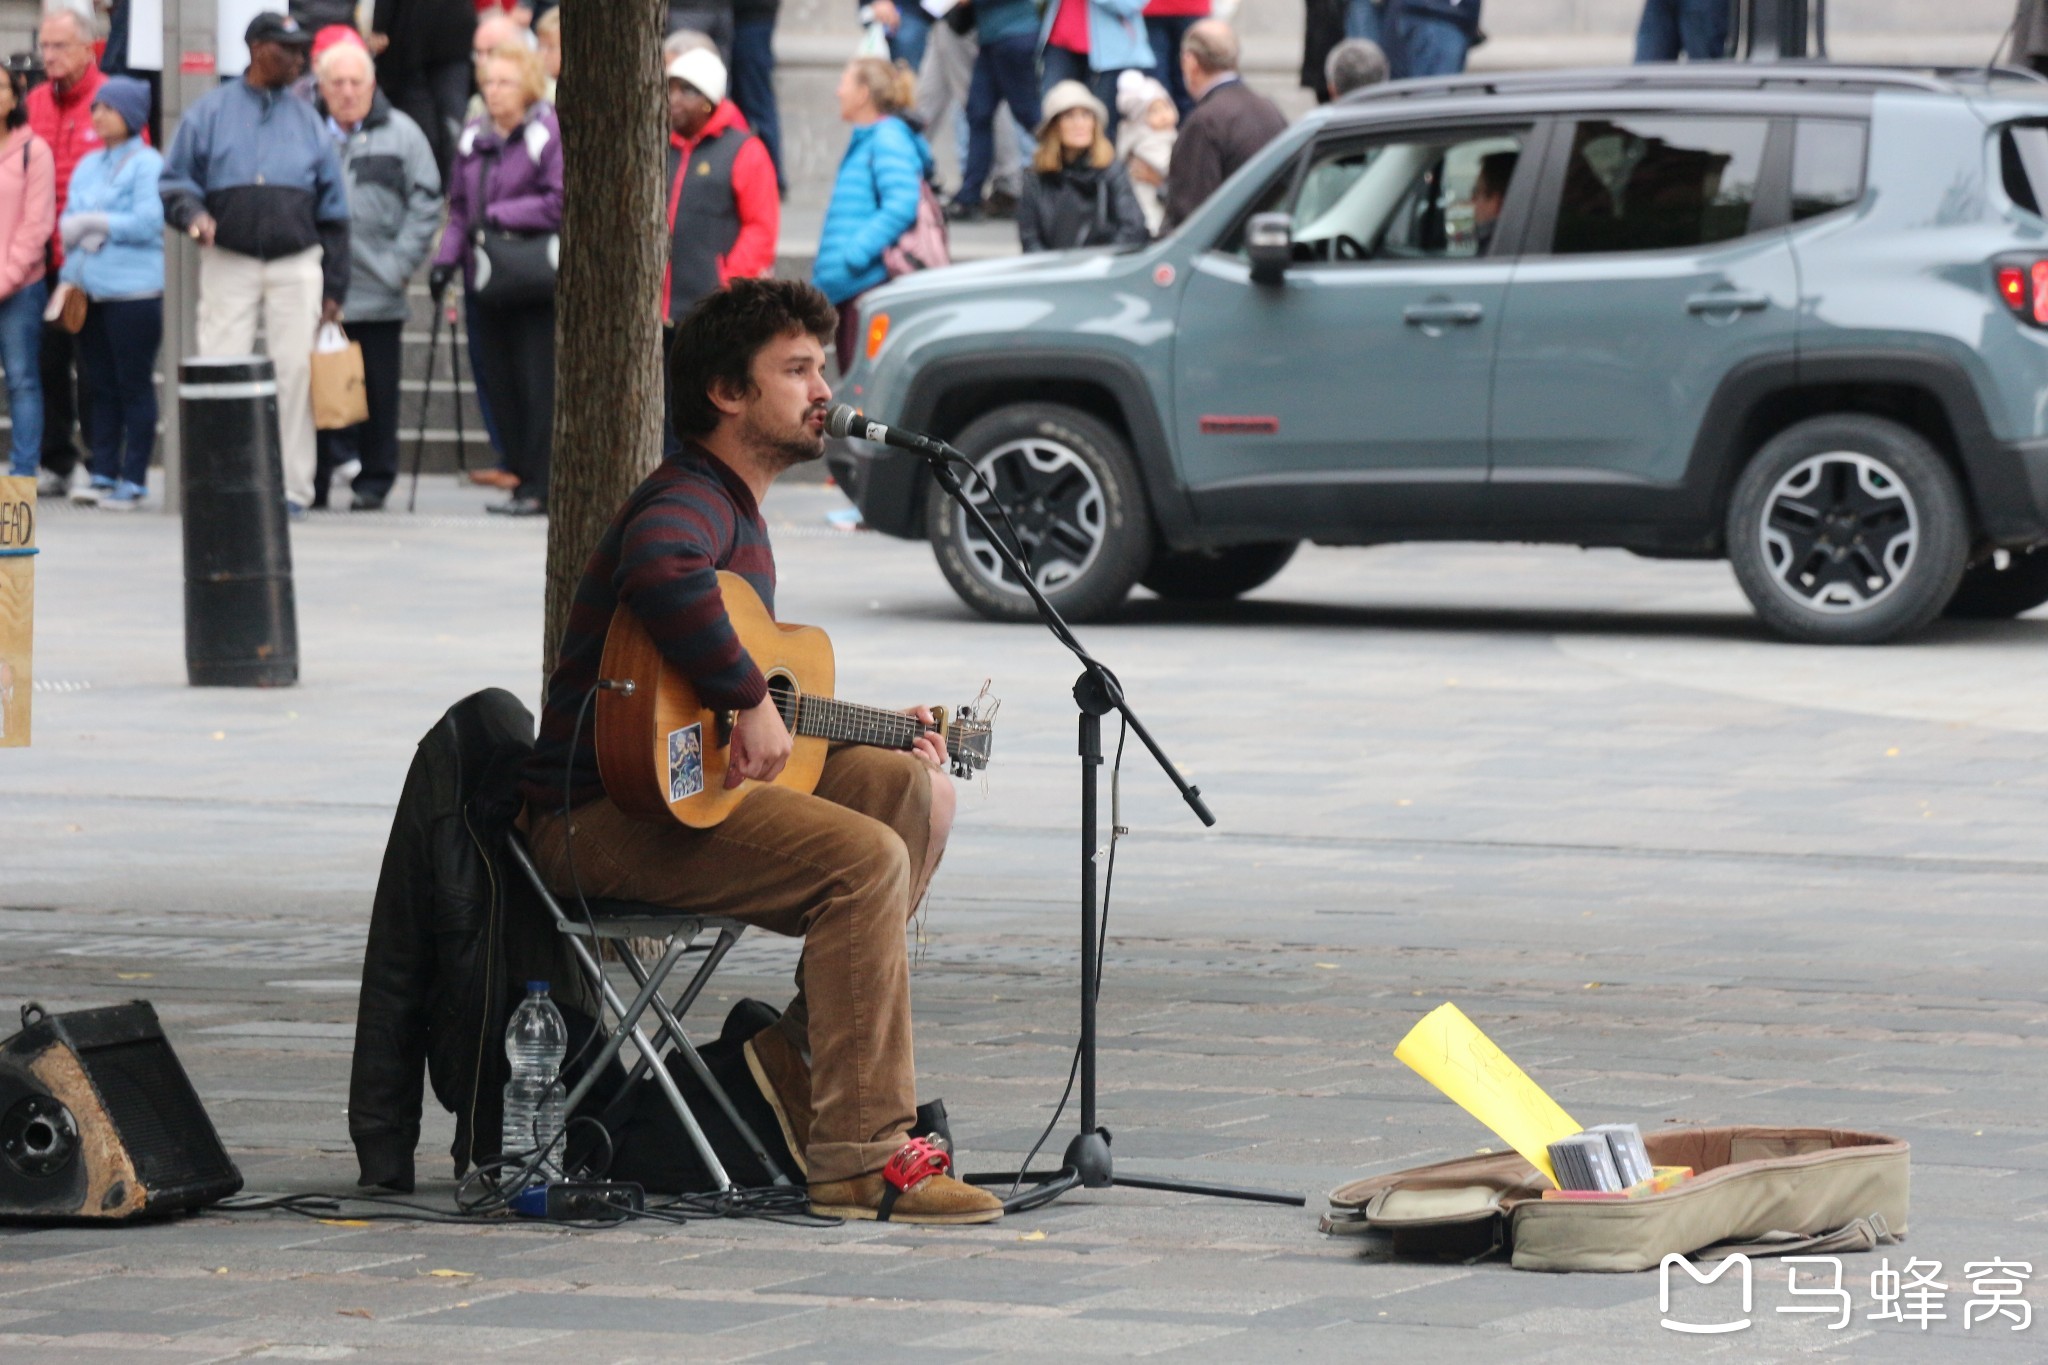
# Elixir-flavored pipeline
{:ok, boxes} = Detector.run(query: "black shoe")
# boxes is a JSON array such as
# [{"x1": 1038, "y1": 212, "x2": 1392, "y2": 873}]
[
  {"x1": 350, "y1": 492, "x2": 387, "y2": 511},
  {"x1": 944, "y1": 199, "x2": 984, "y2": 223},
  {"x1": 984, "y1": 189, "x2": 1018, "y2": 220},
  {"x1": 486, "y1": 494, "x2": 546, "y2": 517}
]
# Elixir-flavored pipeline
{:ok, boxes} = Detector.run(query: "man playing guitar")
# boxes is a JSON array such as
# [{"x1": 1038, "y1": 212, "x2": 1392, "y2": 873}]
[{"x1": 523, "y1": 279, "x2": 1002, "y2": 1224}]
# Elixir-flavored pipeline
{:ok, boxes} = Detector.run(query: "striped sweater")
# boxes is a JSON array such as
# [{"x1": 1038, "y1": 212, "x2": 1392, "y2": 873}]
[{"x1": 524, "y1": 448, "x2": 775, "y2": 810}]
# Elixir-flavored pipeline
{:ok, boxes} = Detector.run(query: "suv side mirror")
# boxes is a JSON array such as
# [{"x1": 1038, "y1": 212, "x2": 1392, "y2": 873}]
[{"x1": 1246, "y1": 212, "x2": 1293, "y2": 286}]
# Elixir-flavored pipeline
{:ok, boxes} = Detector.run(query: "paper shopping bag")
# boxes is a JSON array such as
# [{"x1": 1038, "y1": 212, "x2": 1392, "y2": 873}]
[{"x1": 310, "y1": 323, "x2": 368, "y2": 430}]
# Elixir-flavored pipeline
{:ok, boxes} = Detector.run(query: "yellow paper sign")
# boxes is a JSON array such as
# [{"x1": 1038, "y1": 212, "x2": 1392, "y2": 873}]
[
  {"x1": 0, "y1": 475, "x2": 33, "y2": 748},
  {"x1": 1395, "y1": 1002, "x2": 1581, "y2": 1186}
]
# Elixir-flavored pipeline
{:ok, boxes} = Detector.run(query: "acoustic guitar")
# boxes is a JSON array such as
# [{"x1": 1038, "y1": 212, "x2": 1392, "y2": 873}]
[{"x1": 594, "y1": 571, "x2": 995, "y2": 827}]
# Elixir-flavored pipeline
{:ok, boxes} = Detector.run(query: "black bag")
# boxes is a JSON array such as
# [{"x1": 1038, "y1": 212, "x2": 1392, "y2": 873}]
[
  {"x1": 472, "y1": 147, "x2": 558, "y2": 307},
  {"x1": 592, "y1": 998, "x2": 956, "y2": 1193}
]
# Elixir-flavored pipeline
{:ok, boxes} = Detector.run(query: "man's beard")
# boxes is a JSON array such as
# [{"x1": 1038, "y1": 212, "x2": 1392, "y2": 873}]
[{"x1": 740, "y1": 403, "x2": 826, "y2": 473}]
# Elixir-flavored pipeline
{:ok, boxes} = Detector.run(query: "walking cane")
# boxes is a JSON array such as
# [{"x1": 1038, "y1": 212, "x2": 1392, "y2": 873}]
[
  {"x1": 406, "y1": 293, "x2": 445, "y2": 514},
  {"x1": 449, "y1": 298, "x2": 470, "y2": 476}
]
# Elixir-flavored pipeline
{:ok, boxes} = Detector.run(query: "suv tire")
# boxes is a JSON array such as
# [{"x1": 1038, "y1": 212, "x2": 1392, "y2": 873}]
[
  {"x1": 1726, "y1": 415, "x2": 1969, "y2": 644},
  {"x1": 1943, "y1": 547, "x2": 2048, "y2": 619},
  {"x1": 925, "y1": 402, "x2": 1153, "y2": 623},
  {"x1": 1141, "y1": 542, "x2": 1299, "y2": 601}
]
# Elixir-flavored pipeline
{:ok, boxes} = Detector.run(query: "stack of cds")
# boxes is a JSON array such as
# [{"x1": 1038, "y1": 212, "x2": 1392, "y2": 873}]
[
  {"x1": 1584, "y1": 1123, "x2": 1653, "y2": 1186},
  {"x1": 1547, "y1": 1133, "x2": 1624, "y2": 1192}
]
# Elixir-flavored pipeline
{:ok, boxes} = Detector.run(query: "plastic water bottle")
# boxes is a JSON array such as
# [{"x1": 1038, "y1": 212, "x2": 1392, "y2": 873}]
[{"x1": 501, "y1": 981, "x2": 568, "y2": 1181}]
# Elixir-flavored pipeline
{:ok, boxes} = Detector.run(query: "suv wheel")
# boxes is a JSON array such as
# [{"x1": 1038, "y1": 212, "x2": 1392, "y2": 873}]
[
  {"x1": 1141, "y1": 542, "x2": 1299, "y2": 601},
  {"x1": 1726, "y1": 415, "x2": 1969, "y2": 644},
  {"x1": 1943, "y1": 547, "x2": 2048, "y2": 619},
  {"x1": 925, "y1": 402, "x2": 1153, "y2": 623}
]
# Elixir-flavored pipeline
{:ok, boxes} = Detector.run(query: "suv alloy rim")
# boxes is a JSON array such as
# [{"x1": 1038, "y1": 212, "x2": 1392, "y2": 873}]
[
  {"x1": 956, "y1": 437, "x2": 1106, "y2": 596},
  {"x1": 1758, "y1": 451, "x2": 1919, "y2": 614}
]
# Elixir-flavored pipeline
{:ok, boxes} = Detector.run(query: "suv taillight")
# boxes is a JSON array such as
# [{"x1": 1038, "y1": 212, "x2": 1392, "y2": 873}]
[{"x1": 1994, "y1": 257, "x2": 2048, "y2": 326}]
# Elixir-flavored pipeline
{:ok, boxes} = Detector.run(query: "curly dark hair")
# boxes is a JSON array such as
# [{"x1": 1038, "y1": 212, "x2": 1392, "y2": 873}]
[
  {"x1": 4, "y1": 71, "x2": 26, "y2": 132},
  {"x1": 668, "y1": 278, "x2": 838, "y2": 441}
]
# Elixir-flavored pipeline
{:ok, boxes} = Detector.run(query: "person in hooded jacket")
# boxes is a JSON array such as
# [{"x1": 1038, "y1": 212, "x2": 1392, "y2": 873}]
[
  {"x1": 314, "y1": 39, "x2": 443, "y2": 511},
  {"x1": 812, "y1": 56, "x2": 930, "y2": 372},
  {"x1": 1018, "y1": 80, "x2": 1148, "y2": 252},
  {"x1": 57, "y1": 76, "x2": 160, "y2": 510}
]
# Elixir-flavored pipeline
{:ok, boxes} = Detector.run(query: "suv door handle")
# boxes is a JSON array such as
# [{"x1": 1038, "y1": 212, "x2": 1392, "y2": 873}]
[
  {"x1": 1685, "y1": 291, "x2": 1770, "y2": 315},
  {"x1": 1403, "y1": 302, "x2": 1485, "y2": 327}
]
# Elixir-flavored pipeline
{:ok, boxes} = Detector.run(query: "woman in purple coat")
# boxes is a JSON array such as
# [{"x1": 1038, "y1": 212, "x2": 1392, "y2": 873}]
[{"x1": 430, "y1": 44, "x2": 562, "y2": 516}]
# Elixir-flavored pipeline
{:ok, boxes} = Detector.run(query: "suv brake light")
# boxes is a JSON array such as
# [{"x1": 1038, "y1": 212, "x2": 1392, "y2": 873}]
[{"x1": 1993, "y1": 257, "x2": 2048, "y2": 326}]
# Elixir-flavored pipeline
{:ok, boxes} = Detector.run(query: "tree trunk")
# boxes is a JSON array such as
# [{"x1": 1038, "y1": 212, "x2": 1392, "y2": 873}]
[{"x1": 544, "y1": 0, "x2": 668, "y2": 670}]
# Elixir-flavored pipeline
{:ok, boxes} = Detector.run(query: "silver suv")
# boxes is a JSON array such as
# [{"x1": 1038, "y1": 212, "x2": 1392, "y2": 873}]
[{"x1": 830, "y1": 64, "x2": 2048, "y2": 643}]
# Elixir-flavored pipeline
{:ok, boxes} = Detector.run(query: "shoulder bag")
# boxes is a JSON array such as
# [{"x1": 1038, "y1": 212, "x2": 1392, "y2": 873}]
[{"x1": 471, "y1": 143, "x2": 558, "y2": 307}]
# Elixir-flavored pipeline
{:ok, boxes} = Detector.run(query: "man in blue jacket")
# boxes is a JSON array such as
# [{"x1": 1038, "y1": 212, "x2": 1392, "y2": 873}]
[{"x1": 160, "y1": 12, "x2": 351, "y2": 518}]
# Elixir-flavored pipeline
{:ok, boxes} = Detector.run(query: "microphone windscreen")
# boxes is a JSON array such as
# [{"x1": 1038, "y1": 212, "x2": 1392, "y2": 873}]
[{"x1": 825, "y1": 403, "x2": 861, "y2": 441}]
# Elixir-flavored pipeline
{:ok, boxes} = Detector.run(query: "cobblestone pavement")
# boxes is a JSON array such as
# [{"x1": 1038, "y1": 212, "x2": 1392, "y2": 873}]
[{"x1": 3, "y1": 477, "x2": 2045, "y2": 1363}]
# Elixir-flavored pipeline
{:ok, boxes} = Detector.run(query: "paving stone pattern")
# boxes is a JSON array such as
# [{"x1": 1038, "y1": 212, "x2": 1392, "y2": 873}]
[{"x1": 2, "y1": 478, "x2": 2045, "y2": 1362}]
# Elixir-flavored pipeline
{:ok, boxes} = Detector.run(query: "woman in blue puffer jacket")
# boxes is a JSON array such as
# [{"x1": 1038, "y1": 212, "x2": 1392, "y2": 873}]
[
  {"x1": 58, "y1": 76, "x2": 162, "y2": 511},
  {"x1": 813, "y1": 55, "x2": 932, "y2": 371}
]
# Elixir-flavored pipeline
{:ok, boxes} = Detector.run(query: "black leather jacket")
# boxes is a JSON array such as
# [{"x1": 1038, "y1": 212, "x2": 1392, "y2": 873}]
[{"x1": 347, "y1": 689, "x2": 578, "y2": 1191}]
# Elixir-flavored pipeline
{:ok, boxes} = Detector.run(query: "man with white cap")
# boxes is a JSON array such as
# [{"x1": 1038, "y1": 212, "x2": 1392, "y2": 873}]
[{"x1": 661, "y1": 47, "x2": 778, "y2": 444}]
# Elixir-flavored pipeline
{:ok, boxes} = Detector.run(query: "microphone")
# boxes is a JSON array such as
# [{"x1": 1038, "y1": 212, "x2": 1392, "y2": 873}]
[{"x1": 825, "y1": 403, "x2": 951, "y2": 459}]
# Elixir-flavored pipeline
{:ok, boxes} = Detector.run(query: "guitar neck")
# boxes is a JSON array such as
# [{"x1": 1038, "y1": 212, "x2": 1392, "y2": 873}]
[{"x1": 773, "y1": 692, "x2": 943, "y2": 753}]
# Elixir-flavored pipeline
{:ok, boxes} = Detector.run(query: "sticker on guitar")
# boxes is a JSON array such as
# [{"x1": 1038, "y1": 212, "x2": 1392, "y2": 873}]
[{"x1": 668, "y1": 723, "x2": 705, "y2": 802}]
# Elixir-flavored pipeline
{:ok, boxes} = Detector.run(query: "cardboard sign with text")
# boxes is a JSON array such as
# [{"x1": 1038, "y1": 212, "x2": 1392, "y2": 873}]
[{"x1": 0, "y1": 475, "x2": 34, "y2": 746}]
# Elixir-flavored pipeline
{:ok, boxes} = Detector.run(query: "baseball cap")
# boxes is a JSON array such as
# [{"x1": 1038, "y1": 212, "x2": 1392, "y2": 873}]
[{"x1": 245, "y1": 12, "x2": 314, "y2": 48}]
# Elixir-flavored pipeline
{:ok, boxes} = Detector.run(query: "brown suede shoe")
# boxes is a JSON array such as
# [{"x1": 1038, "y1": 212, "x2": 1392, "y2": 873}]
[
  {"x1": 742, "y1": 1027, "x2": 813, "y2": 1177},
  {"x1": 808, "y1": 1166, "x2": 1004, "y2": 1225}
]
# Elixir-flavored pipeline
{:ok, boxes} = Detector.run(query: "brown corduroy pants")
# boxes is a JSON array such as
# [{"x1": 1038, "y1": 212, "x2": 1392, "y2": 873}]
[{"x1": 525, "y1": 746, "x2": 936, "y2": 1184}]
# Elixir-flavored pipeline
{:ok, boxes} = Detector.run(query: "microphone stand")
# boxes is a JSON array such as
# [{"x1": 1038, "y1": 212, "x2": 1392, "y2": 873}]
[{"x1": 910, "y1": 442, "x2": 1305, "y2": 1213}]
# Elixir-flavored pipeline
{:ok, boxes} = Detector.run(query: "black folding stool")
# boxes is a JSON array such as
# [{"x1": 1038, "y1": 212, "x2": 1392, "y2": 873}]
[{"x1": 502, "y1": 830, "x2": 792, "y2": 1191}]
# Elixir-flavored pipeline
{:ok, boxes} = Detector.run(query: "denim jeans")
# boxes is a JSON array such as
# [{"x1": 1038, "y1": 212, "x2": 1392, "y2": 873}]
[
  {"x1": 1634, "y1": 0, "x2": 1731, "y2": 62},
  {"x1": 1040, "y1": 44, "x2": 1131, "y2": 139},
  {"x1": 731, "y1": 17, "x2": 784, "y2": 188},
  {"x1": 0, "y1": 279, "x2": 46, "y2": 477},
  {"x1": 1146, "y1": 14, "x2": 1200, "y2": 118},
  {"x1": 76, "y1": 295, "x2": 160, "y2": 489},
  {"x1": 1344, "y1": 0, "x2": 1385, "y2": 42},
  {"x1": 888, "y1": 6, "x2": 933, "y2": 73},
  {"x1": 1396, "y1": 14, "x2": 1469, "y2": 77},
  {"x1": 958, "y1": 32, "x2": 1043, "y2": 208}
]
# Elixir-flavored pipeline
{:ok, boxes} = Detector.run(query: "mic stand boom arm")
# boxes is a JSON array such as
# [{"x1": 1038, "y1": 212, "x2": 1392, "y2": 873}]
[{"x1": 911, "y1": 443, "x2": 1303, "y2": 1211}]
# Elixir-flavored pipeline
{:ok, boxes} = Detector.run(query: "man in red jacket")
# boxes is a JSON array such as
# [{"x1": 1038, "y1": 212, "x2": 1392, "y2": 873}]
[
  {"x1": 661, "y1": 48, "x2": 778, "y2": 452},
  {"x1": 27, "y1": 2, "x2": 111, "y2": 496}
]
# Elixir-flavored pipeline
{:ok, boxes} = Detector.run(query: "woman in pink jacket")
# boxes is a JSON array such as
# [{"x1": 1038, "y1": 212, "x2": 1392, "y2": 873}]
[{"x1": 0, "y1": 67, "x2": 54, "y2": 480}]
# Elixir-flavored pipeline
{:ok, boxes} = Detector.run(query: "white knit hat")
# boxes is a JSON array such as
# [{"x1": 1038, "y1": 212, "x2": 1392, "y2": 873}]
[
  {"x1": 1037, "y1": 79, "x2": 1109, "y2": 139},
  {"x1": 666, "y1": 47, "x2": 727, "y2": 106}
]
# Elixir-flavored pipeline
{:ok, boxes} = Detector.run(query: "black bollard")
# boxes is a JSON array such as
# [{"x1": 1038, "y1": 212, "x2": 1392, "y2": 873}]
[{"x1": 178, "y1": 356, "x2": 299, "y2": 687}]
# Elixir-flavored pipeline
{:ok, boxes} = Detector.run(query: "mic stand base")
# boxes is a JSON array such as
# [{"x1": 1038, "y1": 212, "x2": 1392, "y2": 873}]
[{"x1": 967, "y1": 1128, "x2": 1306, "y2": 1215}]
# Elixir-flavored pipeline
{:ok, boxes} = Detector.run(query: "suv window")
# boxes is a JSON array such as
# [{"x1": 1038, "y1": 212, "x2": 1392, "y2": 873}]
[
  {"x1": 1791, "y1": 119, "x2": 1866, "y2": 221},
  {"x1": 1236, "y1": 128, "x2": 1529, "y2": 263},
  {"x1": 1553, "y1": 116, "x2": 1770, "y2": 255}
]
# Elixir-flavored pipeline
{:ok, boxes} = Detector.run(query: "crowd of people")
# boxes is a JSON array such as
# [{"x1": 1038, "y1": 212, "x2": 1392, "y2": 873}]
[
  {"x1": 0, "y1": 0, "x2": 569, "y2": 517},
  {"x1": 0, "y1": 0, "x2": 1480, "y2": 520}
]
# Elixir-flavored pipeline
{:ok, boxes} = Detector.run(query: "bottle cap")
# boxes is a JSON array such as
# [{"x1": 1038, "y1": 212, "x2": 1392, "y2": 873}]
[{"x1": 526, "y1": 980, "x2": 548, "y2": 993}]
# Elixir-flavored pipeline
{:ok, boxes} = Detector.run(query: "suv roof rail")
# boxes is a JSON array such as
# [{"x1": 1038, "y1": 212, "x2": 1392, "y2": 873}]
[{"x1": 1335, "y1": 60, "x2": 2048, "y2": 107}]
